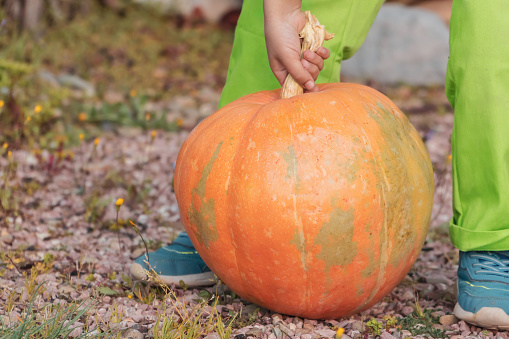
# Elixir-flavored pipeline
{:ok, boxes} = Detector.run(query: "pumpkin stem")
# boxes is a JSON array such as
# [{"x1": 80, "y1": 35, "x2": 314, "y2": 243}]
[{"x1": 280, "y1": 11, "x2": 334, "y2": 99}]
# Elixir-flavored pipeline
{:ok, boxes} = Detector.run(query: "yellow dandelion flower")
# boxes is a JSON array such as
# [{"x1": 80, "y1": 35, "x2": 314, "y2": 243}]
[
  {"x1": 7, "y1": 151, "x2": 12, "y2": 159},
  {"x1": 34, "y1": 105, "x2": 42, "y2": 114},
  {"x1": 176, "y1": 118, "x2": 184, "y2": 127},
  {"x1": 128, "y1": 294, "x2": 132, "y2": 299},
  {"x1": 2, "y1": 143, "x2": 7, "y2": 149},
  {"x1": 94, "y1": 138, "x2": 100, "y2": 146},
  {"x1": 335, "y1": 328, "x2": 345, "y2": 339},
  {"x1": 0, "y1": 100, "x2": 4, "y2": 108},
  {"x1": 130, "y1": 89, "x2": 137, "y2": 98},
  {"x1": 116, "y1": 198, "x2": 124, "y2": 207},
  {"x1": 151, "y1": 130, "x2": 157, "y2": 139},
  {"x1": 79, "y1": 133, "x2": 84, "y2": 141},
  {"x1": 78, "y1": 112, "x2": 88, "y2": 121},
  {"x1": 26, "y1": 116, "x2": 31, "y2": 123},
  {"x1": 145, "y1": 113, "x2": 151, "y2": 121}
]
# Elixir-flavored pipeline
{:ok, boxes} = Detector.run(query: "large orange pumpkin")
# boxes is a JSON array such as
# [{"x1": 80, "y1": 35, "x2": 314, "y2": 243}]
[
  {"x1": 174, "y1": 11, "x2": 434, "y2": 319},
  {"x1": 174, "y1": 82, "x2": 434, "y2": 319}
]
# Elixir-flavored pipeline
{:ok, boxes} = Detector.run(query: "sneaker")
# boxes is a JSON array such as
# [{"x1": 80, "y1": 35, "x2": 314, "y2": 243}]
[
  {"x1": 130, "y1": 232, "x2": 216, "y2": 287},
  {"x1": 454, "y1": 251, "x2": 509, "y2": 330}
]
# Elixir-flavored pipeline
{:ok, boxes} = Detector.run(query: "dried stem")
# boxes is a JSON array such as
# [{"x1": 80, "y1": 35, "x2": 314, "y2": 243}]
[{"x1": 280, "y1": 11, "x2": 334, "y2": 99}]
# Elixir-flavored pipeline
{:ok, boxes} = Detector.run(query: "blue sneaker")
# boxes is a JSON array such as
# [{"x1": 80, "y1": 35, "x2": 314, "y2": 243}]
[
  {"x1": 129, "y1": 232, "x2": 216, "y2": 287},
  {"x1": 455, "y1": 251, "x2": 509, "y2": 330}
]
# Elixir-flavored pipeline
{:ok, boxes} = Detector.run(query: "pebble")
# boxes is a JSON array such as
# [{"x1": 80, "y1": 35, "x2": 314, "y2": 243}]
[
  {"x1": 401, "y1": 306, "x2": 415, "y2": 315},
  {"x1": 119, "y1": 328, "x2": 144, "y2": 339},
  {"x1": 314, "y1": 328, "x2": 337, "y2": 338},
  {"x1": 245, "y1": 327, "x2": 264, "y2": 337},
  {"x1": 380, "y1": 332, "x2": 397, "y2": 339},
  {"x1": 458, "y1": 321, "x2": 471, "y2": 332},
  {"x1": 351, "y1": 320, "x2": 363, "y2": 332},
  {"x1": 439, "y1": 314, "x2": 459, "y2": 326}
]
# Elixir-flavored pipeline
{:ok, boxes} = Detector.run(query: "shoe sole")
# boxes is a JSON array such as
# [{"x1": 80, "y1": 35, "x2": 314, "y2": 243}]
[
  {"x1": 130, "y1": 263, "x2": 217, "y2": 288},
  {"x1": 454, "y1": 303, "x2": 509, "y2": 330}
]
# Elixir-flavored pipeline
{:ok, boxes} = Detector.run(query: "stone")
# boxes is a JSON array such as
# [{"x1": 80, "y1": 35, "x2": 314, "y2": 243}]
[
  {"x1": 401, "y1": 306, "x2": 415, "y2": 316},
  {"x1": 38, "y1": 70, "x2": 60, "y2": 87},
  {"x1": 245, "y1": 327, "x2": 264, "y2": 338},
  {"x1": 341, "y1": 4, "x2": 449, "y2": 86},
  {"x1": 439, "y1": 314, "x2": 459, "y2": 326},
  {"x1": 351, "y1": 321, "x2": 363, "y2": 332},
  {"x1": 57, "y1": 74, "x2": 95, "y2": 97},
  {"x1": 314, "y1": 328, "x2": 337, "y2": 338},
  {"x1": 458, "y1": 321, "x2": 471, "y2": 332},
  {"x1": 119, "y1": 328, "x2": 144, "y2": 339},
  {"x1": 381, "y1": 332, "x2": 397, "y2": 339}
]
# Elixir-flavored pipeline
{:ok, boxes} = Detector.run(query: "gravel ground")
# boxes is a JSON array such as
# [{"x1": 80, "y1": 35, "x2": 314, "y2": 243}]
[{"x1": 1, "y1": 85, "x2": 502, "y2": 338}]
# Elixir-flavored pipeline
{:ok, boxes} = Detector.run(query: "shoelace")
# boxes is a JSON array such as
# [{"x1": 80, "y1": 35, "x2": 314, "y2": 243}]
[{"x1": 471, "y1": 253, "x2": 509, "y2": 277}]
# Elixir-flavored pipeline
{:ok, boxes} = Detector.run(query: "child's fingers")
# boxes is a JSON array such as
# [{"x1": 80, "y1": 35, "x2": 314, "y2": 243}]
[
  {"x1": 301, "y1": 59, "x2": 320, "y2": 81},
  {"x1": 303, "y1": 49, "x2": 325, "y2": 71},
  {"x1": 316, "y1": 47, "x2": 331, "y2": 61}
]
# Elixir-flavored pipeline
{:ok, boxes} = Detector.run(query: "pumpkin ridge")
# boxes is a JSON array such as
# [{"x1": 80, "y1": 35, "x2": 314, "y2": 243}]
[
  {"x1": 333, "y1": 94, "x2": 390, "y2": 313},
  {"x1": 226, "y1": 101, "x2": 277, "y2": 295}
]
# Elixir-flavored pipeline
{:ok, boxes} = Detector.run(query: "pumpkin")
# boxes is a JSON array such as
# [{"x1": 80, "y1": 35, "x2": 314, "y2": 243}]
[{"x1": 174, "y1": 12, "x2": 434, "y2": 319}]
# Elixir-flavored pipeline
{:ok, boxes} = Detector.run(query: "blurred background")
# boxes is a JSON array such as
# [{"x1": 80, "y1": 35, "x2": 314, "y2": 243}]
[{"x1": 0, "y1": 0, "x2": 452, "y2": 149}]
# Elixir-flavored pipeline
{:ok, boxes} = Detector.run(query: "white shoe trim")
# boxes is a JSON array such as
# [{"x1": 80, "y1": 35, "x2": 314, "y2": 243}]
[
  {"x1": 454, "y1": 302, "x2": 509, "y2": 330},
  {"x1": 129, "y1": 263, "x2": 216, "y2": 287}
]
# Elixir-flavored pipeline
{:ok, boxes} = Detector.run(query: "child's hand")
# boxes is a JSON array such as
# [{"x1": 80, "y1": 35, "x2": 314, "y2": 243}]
[{"x1": 264, "y1": 1, "x2": 330, "y2": 92}]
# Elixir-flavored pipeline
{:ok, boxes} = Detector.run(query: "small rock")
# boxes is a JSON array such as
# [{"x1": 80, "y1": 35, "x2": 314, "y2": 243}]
[
  {"x1": 402, "y1": 290, "x2": 415, "y2": 300},
  {"x1": 131, "y1": 314, "x2": 144, "y2": 323},
  {"x1": 304, "y1": 319, "x2": 318, "y2": 326},
  {"x1": 439, "y1": 314, "x2": 459, "y2": 326},
  {"x1": 458, "y1": 321, "x2": 470, "y2": 332},
  {"x1": 431, "y1": 311, "x2": 445, "y2": 318},
  {"x1": 241, "y1": 304, "x2": 260, "y2": 316},
  {"x1": 401, "y1": 306, "x2": 414, "y2": 315},
  {"x1": 272, "y1": 314, "x2": 283, "y2": 324},
  {"x1": 0, "y1": 233, "x2": 14, "y2": 244},
  {"x1": 245, "y1": 327, "x2": 264, "y2": 338},
  {"x1": 119, "y1": 328, "x2": 144, "y2": 339},
  {"x1": 314, "y1": 328, "x2": 337, "y2": 338},
  {"x1": 381, "y1": 332, "x2": 397, "y2": 339},
  {"x1": 57, "y1": 74, "x2": 95, "y2": 97},
  {"x1": 131, "y1": 247, "x2": 147, "y2": 259},
  {"x1": 351, "y1": 321, "x2": 363, "y2": 332}
]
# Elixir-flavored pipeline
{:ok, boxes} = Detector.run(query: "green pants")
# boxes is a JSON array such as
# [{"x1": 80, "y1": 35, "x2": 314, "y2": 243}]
[
  {"x1": 219, "y1": 0, "x2": 384, "y2": 107},
  {"x1": 219, "y1": 0, "x2": 509, "y2": 251},
  {"x1": 447, "y1": 0, "x2": 509, "y2": 251}
]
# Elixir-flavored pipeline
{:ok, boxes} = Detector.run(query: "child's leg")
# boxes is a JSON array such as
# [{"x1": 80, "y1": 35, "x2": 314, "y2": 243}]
[
  {"x1": 447, "y1": 0, "x2": 509, "y2": 328},
  {"x1": 447, "y1": 0, "x2": 509, "y2": 251},
  {"x1": 219, "y1": 0, "x2": 384, "y2": 107}
]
